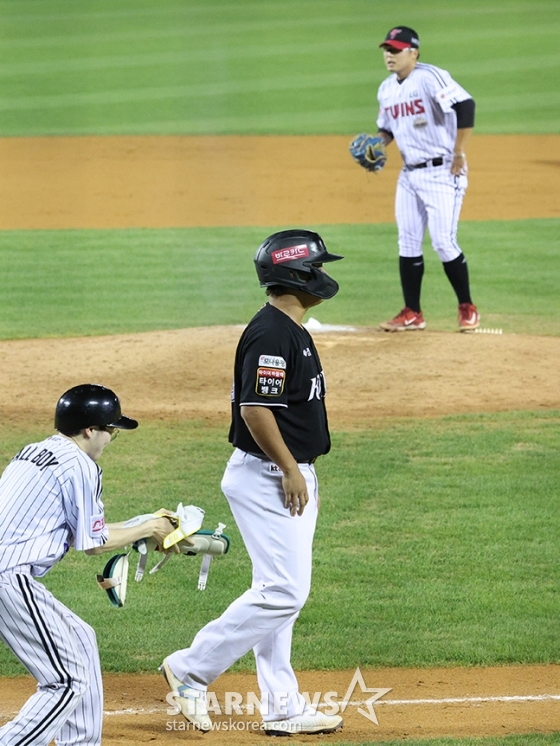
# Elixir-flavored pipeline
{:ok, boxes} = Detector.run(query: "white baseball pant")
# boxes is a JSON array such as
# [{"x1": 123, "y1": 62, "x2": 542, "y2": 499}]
[
  {"x1": 0, "y1": 571, "x2": 103, "y2": 746},
  {"x1": 395, "y1": 163, "x2": 468, "y2": 262},
  {"x1": 167, "y1": 448, "x2": 319, "y2": 720}
]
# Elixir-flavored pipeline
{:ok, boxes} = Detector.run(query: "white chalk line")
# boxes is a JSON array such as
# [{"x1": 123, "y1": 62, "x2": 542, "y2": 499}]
[
  {"x1": 103, "y1": 693, "x2": 560, "y2": 716},
  {"x1": 2, "y1": 693, "x2": 559, "y2": 719},
  {"x1": 377, "y1": 694, "x2": 560, "y2": 706}
]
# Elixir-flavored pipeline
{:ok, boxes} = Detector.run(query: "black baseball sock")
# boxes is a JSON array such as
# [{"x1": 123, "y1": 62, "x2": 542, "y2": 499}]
[
  {"x1": 399, "y1": 255, "x2": 424, "y2": 312},
  {"x1": 442, "y1": 253, "x2": 472, "y2": 305}
]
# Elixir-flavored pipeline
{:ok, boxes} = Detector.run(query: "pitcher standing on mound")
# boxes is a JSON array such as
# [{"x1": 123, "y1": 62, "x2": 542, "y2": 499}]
[{"x1": 372, "y1": 26, "x2": 480, "y2": 332}]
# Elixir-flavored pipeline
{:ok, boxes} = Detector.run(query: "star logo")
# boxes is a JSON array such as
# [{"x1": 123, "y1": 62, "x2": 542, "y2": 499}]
[{"x1": 338, "y1": 668, "x2": 392, "y2": 725}]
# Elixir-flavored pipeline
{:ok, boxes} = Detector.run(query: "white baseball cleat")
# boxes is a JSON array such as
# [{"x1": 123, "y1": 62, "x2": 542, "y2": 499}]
[
  {"x1": 160, "y1": 658, "x2": 212, "y2": 732},
  {"x1": 263, "y1": 707, "x2": 343, "y2": 736}
]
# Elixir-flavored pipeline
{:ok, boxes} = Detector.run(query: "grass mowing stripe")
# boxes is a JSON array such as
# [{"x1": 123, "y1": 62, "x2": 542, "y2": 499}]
[
  {"x1": 1, "y1": 20, "x2": 557, "y2": 55},
  {"x1": 0, "y1": 72, "x2": 560, "y2": 109},
  {"x1": 0, "y1": 13, "x2": 396, "y2": 49},
  {"x1": 469, "y1": 91, "x2": 560, "y2": 113},
  {"x1": 26, "y1": 105, "x2": 555, "y2": 137},
  {"x1": 17, "y1": 106, "x2": 556, "y2": 136},
  {"x1": 0, "y1": 39, "x2": 378, "y2": 78},
  {"x1": 1, "y1": 84, "x2": 557, "y2": 136},
  {"x1": 0, "y1": 70, "x2": 381, "y2": 112},
  {"x1": 0, "y1": 220, "x2": 558, "y2": 340},
  {"x1": 448, "y1": 54, "x2": 560, "y2": 76},
  {"x1": 47, "y1": 108, "x2": 381, "y2": 137},
  {"x1": 0, "y1": 0, "x2": 556, "y2": 24},
  {"x1": 0, "y1": 47, "x2": 556, "y2": 81}
]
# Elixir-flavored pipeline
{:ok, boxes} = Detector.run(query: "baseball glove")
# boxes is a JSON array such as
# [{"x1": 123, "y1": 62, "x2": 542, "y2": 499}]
[{"x1": 349, "y1": 133, "x2": 387, "y2": 172}]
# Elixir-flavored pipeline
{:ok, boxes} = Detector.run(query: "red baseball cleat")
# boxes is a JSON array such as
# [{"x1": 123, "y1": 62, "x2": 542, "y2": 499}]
[
  {"x1": 379, "y1": 307, "x2": 426, "y2": 331},
  {"x1": 458, "y1": 303, "x2": 480, "y2": 332}
]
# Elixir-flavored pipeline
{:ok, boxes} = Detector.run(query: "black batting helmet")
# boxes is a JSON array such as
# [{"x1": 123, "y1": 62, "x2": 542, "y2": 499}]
[
  {"x1": 254, "y1": 229, "x2": 343, "y2": 300},
  {"x1": 54, "y1": 384, "x2": 138, "y2": 435}
]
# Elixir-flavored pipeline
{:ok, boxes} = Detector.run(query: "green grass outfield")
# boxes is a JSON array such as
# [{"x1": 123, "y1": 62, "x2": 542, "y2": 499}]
[
  {"x1": 0, "y1": 0, "x2": 558, "y2": 136},
  {"x1": 0, "y1": 219, "x2": 559, "y2": 338}
]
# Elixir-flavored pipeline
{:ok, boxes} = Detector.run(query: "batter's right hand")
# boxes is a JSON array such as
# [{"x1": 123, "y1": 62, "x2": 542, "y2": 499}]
[
  {"x1": 282, "y1": 469, "x2": 309, "y2": 516},
  {"x1": 151, "y1": 516, "x2": 179, "y2": 552}
]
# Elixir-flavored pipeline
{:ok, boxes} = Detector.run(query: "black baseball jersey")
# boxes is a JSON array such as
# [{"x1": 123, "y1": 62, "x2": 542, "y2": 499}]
[{"x1": 229, "y1": 303, "x2": 331, "y2": 462}]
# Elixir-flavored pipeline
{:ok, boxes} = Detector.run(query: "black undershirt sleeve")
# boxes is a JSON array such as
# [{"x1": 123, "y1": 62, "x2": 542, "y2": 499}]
[{"x1": 452, "y1": 98, "x2": 475, "y2": 128}]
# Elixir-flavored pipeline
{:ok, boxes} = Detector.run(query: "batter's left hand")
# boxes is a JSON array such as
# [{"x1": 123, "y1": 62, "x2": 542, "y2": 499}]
[{"x1": 282, "y1": 469, "x2": 309, "y2": 516}]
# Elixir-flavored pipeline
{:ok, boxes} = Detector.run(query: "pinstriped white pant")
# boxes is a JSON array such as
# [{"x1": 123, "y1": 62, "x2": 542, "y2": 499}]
[
  {"x1": 395, "y1": 163, "x2": 468, "y2": 262},
  {"x1": 168, "y1": 449, "x2": 319, "y2": 721},
  {"x1": 0, "y1": 572, "x2": 102, "y2": 746}
]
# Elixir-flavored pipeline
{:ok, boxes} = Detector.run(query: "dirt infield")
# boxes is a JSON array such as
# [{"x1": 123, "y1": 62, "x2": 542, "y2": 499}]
[
  {"x1": 0, "y1": 325, "x2": 559, "y2": 430},
  {"x1": 0, "y1": 134, "x2": 558, "y2": 229},
  {"x1": 1, "y1": 666, "x2": 559, "y2": 743},
  {"x1": 0, "y1": 135, "x2": 559, "y2": 742}
]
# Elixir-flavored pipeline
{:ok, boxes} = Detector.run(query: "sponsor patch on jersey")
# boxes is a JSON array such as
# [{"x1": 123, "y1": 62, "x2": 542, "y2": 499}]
[
  {"x1": 258, "y1": 354, "x2": 286, "y2": 369},
  {"x1": 256, "y1": 367, "x2": 286, "y2": 396},
  {"x1": 91, "y1": 515, "x2": 106, "y2": 535},
  {"x1": 435, "y1": 84, "x2": 459, "y2": 112},
  {"x1": 413, "y1": 117, "x2": 428, "y2": 128},
  {"x1": 271, "y1": 244, "x2": 309, "y2": 264}
]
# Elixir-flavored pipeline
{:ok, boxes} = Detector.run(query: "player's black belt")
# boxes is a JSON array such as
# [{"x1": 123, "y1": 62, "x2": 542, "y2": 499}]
[
  {"x1": 410, "y1": 157, "x2": 444, "y2": 169},
  {"x1": 246, "y1": 451, "x2": 317, "y2": 464}
]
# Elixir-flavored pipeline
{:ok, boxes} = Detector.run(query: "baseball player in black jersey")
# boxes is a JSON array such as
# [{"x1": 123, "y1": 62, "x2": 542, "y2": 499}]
[
  {"x1": 0, "y1": 384, "x2": 174, "y2": 746},
  {"x1": 161, "y1": 230, "x2": 344, "y2": 736},
  {"x1": 229, "y1": 305, "x2": 331, "y2": 465}
]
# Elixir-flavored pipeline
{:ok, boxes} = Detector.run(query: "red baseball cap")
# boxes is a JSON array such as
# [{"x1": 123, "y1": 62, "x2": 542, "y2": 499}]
[{"x1": 380, "y1": 26, "x2": 420, "y2": 50}]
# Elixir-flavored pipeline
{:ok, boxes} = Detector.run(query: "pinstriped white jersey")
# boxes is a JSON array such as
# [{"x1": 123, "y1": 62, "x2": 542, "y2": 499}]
[
  {"x1": 0, "y1": 435, "x2": 108, "y2": 577},
  {"x1": 376, "y1": 62, "x2": 472, "y2": 166}
]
